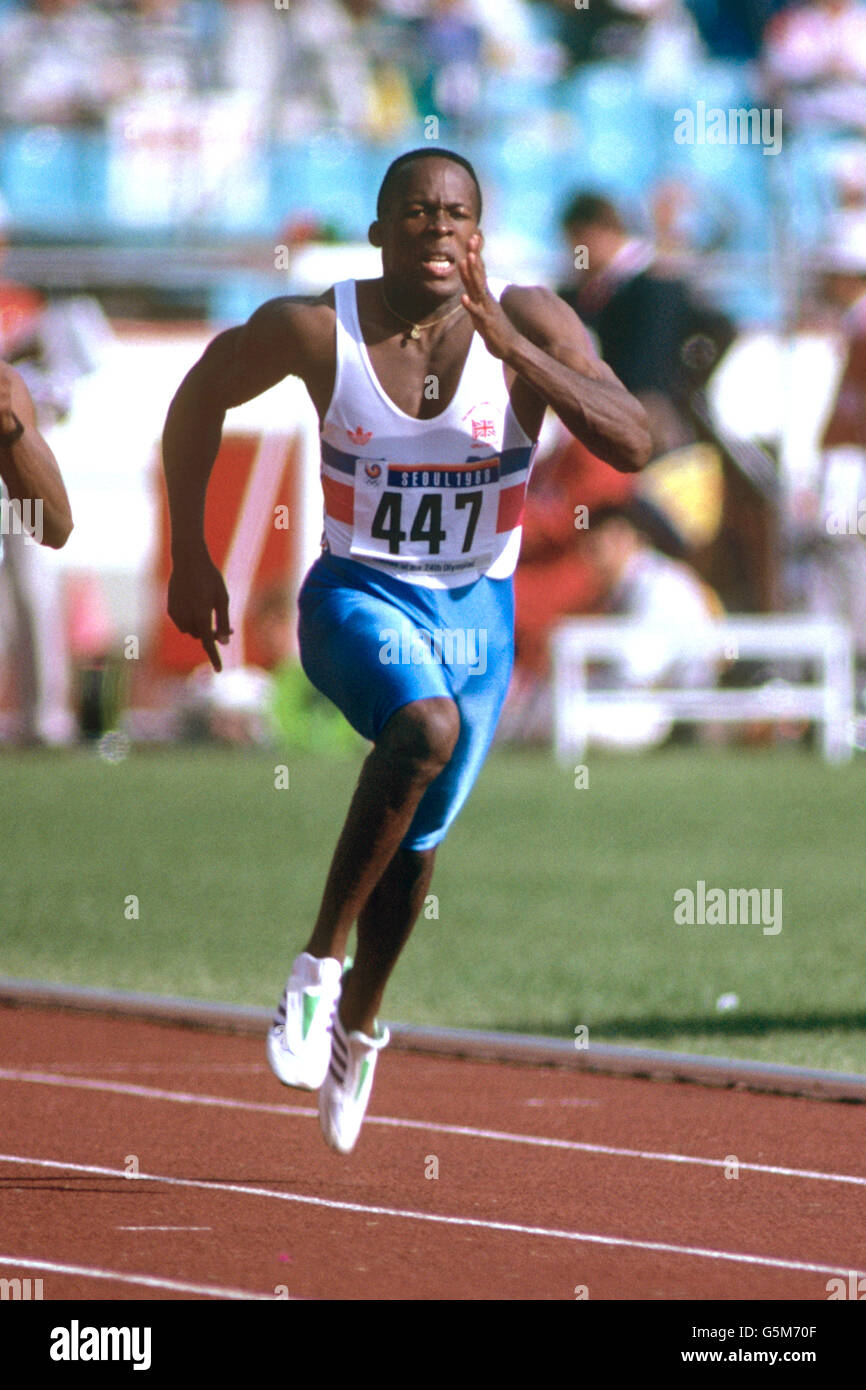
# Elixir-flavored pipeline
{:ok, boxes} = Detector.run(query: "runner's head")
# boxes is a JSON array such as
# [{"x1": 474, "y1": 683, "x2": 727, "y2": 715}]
[{"x1": 369, "y1": 149, "x2": 484, "y2": 302}]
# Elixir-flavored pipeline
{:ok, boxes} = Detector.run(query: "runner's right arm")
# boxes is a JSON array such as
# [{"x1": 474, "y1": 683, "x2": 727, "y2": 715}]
[{"x1": 162, "y1": 296, "x2": 331, "y2": 671}]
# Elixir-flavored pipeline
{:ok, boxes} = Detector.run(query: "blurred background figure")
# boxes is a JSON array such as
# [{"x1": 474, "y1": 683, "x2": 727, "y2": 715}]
[
  {"x1": 796, "y1": 218, "x2": 866, "y2": 667},
  {"x1": 249, "y1": 0, "x2": 417, "y2": 142},
  {"x1": 577, "y1": 500, "x2": 722, "y2": 752},
  {"x1": 407, "y1": 0, "x2": 484, "y2": 136},
  {"x1": 0, "y1": 205, "x2": 43, "y2": 358},
  {"x1": 551, "y1": 0, "x2": 704, "y2": 75},
  {"x1": 558, "y1": 188, "x2": 735, "y2": 459},
  {"x1": 179, "y1": 582, "x2": 291, "y2": 745},
  {"x1": 110, "y1": 0, "x2": 219, "y2": 104},
  {"x1": 682, "y1": 0, "x2": 783, "y2": 61},
  {"x1": 762, "y1": 0, "x2": 866, "y2": 136},
  {"x1": 0, "y1": 0, "x2": 119, "y2": 129},
  {"x1": 503, "y1": 433, "x2": 637, "y2": 741}
]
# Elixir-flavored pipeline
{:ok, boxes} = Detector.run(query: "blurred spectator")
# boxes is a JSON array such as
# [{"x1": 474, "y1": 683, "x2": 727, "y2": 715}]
[
  {"x1": 805, "y1": 218, "x2": 866, "y2": 657},
  {"x1": 551, "y1": 0, "x2": 704, "y2": 72},
  {"x1": 627, "y1": 0, "x2": 707, "y2": 95},
  {"x1": 514, "y1": 432, "x2": 635, "y2": 671},
  {"x1": 0, "y1": 0, "x2": 120, "y2": 127},
  {"x1": 825, "y1": 141, "x2": 866, "y2": 234},
  {"x1": 407, "y1": 0, "x2": 484, "y2": 130},
  {"x1": 0, "y1": 210, "x2": 43, "y2": 359},
  {"x1": 181, "y1": 663, "x2": 276, "y2": 744},
  {"x1": 575, "y1": 501, "x2": 723, "y2": 749},
  {"x1": 468, "y1": 0, "x2": 565, "y2": 80},
  {"x1": 686, "y1": 0, "x2": 786, "y2": 60},
  {"x1": 259, "y1": 0, "x2": 416, "y2": 140},
  {"x1": 504, "y1": 184, "x2": 733, "y2": 739},
  {"x1": 404, "y1": 0, "x2": 562, "y2": 131},
  {"x1": 110, "y1": 0, "x2": 217, "y2": 102},
  {"x1": 762, "y1": 0, "x2": 866, "y2": 135},
  {"x1": 649, "y1": 177, "x2": 737, "y2": 261},
  {"x1": 551, "y1": 0, "x2": 647, "y2": 65},
  {"x1": 217, "y1": 0, "x2": 286, "y2": 125},
  {"x1": 179, "y1": 585, "x2": 291, "y2": 745},
  {"x1": 558, "y1": 189, "x2": 735, "y2": 458},
  {"x1": 502, "y1": 431, "x2": 636, "y2": 740}
]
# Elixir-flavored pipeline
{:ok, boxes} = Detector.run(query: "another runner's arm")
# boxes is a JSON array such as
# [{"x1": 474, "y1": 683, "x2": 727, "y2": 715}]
[
  {"x1": 162, "y1": 295, "x2": 328, "y2": 670},
  {"x1": 459, "y1": 244, "x2": 651, "y2": 472},
  {"x1": 0, "y1": 362, "x2": 73, "y2": 548}
]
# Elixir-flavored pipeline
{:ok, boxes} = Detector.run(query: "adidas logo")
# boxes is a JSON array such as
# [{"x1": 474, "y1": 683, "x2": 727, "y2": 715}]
[{"x1": 347, "y1": 425, "x2": 373, "y2": 446}]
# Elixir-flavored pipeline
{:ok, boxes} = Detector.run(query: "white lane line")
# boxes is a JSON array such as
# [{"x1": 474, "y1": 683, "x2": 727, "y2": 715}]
[
  {"x1": 1, "y1": 1066, "x2": 864, "y2": 1189},
  {"x1": 0, "y1": 1154, "x2": 860, "y2": 1281},
  {"x1": 524, "y1": 1098, "x2": 600, "y2": 1108},
  {"x1": 12, "y1": 1063, "x2": 269, "y2": 1074},
  {"x1": 115, "y1": 1226, "x2": 212, "y2": 1232},
  {"x1": 0, "y1": 1253, "x2": 280, "y2": 1300}
]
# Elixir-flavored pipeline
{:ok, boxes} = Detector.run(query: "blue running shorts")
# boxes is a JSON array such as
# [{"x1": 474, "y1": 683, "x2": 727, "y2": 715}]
[{"x1": 297, "y1": 551, "x2": 514, "y2": 850}]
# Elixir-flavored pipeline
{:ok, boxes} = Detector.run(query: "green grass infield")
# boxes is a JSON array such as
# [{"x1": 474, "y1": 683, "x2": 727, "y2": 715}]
[{"x1": 3, "y1": 742, "x2": 864, "y2": 1074}]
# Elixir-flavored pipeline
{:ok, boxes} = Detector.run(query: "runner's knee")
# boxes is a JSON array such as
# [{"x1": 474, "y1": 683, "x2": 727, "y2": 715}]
[{"x1": 379, "y1": 698, "x2": 460, "y2": 781}]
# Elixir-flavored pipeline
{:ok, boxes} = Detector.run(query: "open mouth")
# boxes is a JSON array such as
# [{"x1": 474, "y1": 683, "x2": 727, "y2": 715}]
[{"x1": 420, "y1": 253, "x2": 455, "y2": 277}]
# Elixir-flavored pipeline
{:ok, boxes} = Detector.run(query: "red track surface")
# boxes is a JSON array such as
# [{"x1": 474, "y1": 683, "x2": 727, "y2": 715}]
[{"x1": 1, "y1": 1003, "x2": 864, "y2": 1302}]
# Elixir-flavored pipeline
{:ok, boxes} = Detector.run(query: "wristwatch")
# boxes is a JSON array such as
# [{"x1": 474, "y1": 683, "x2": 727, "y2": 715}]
[{"x1": 0, "y1": 412, "x2": 24, "y2": 446}]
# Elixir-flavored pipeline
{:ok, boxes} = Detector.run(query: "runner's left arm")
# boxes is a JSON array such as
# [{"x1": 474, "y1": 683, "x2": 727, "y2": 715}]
[{"x1": 458, "y1": 239, "x2": 651, "y2": 473}]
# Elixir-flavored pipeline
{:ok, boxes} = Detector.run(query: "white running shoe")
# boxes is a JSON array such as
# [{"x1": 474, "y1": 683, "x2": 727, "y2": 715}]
[
  {"x1": 319, "y1": 1013, "x2": 390, "y2": 1154},
  {"x1": 266, "y1": 952, "x2": 343, "y2": 1090}
]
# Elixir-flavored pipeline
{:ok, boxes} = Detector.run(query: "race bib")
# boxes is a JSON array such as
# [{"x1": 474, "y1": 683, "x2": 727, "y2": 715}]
[{"x1": 350, "y1": 460, "x2": 501, "y2": 577}]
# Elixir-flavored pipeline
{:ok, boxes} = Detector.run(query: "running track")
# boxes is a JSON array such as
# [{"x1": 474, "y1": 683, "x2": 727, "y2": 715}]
[{"x1": 1, "y1": 1003, "x2": 864, "y2": 1301}]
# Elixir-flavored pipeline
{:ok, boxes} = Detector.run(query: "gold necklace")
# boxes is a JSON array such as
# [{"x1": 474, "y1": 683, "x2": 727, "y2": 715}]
[{"x1": 380, "y1": 286, "x2": 465, "y2": 340}]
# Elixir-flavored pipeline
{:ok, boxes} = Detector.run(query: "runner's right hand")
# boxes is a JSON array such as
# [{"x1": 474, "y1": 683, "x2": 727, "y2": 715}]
[{"x1": 168, "y1": 549, "x2": 233, "y2": 672}]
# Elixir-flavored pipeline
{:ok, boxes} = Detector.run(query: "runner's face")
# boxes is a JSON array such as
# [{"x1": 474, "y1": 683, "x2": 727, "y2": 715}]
[{"x1": 375, "y1": 159, "x2": 481, "y2": 298}]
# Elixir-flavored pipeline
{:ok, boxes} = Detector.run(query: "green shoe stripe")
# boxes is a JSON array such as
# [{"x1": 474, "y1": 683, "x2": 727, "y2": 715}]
[
  {"x1": 354, "y1": 1059, "x2": 371, "y2": 1101},
  {"x1": 301, "y1": 990, "x2": 319, "y2": 1040}
]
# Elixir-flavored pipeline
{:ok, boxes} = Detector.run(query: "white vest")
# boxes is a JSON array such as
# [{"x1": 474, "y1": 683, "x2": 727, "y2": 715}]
[{"x1": 319, "y1": 278, "x2": 537, "y2": 589}]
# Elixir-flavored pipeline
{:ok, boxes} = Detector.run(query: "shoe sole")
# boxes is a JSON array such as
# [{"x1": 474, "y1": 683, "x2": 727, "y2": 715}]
[{"x1": 266, "y1": 1027, "x2": 330, "y2": 1091}]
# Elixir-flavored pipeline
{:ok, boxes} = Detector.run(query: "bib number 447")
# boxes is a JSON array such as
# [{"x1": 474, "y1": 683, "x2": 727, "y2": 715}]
[{"x1": 370, "y1": 490, "x2": 482, "y2": 555}]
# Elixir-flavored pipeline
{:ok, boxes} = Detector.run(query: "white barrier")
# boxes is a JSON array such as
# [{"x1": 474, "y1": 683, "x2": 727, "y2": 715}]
[{"x1": 551, "y1": 616, "x2": 856, "y2": 764}]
